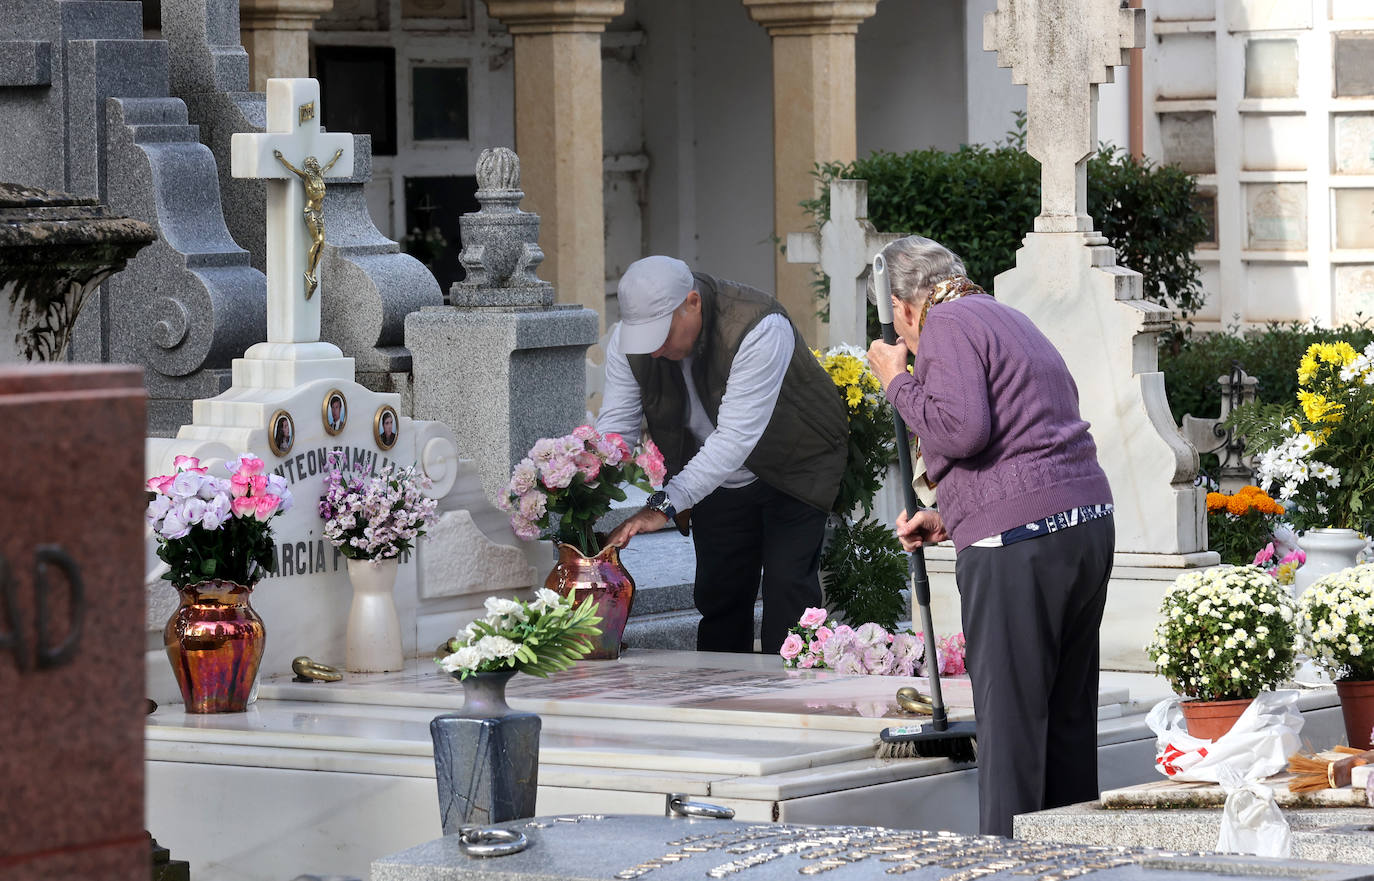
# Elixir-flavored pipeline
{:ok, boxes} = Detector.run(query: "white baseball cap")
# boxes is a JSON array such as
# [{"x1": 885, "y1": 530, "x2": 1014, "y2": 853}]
[{"x1": 616, "y1": 256, "x2": 694, "y2": 354}]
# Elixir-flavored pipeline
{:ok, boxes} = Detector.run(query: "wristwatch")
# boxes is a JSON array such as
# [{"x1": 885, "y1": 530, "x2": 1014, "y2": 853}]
[{"x1": 645, "y1": 490, "x2": 677, "y2": 521}]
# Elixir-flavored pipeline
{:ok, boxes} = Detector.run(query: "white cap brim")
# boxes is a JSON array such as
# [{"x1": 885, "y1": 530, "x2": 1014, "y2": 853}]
[{"x1": 618, "y1": 315, "x2": 674, "y2": 355}]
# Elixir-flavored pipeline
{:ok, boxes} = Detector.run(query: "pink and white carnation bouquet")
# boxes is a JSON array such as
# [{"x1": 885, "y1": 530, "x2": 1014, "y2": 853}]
[
  {"x1": 780, "y1": 606, "x2": 965, "y2": 677},
  {"x1": 319, "y1": 449, "x2": 439, "y2": 561},
  {"x1": 499, "y1": 425, "x2": 666, "y2": 557},
  {"x1": 146, "y1": 454, "x2": 293, "y2": 588}
]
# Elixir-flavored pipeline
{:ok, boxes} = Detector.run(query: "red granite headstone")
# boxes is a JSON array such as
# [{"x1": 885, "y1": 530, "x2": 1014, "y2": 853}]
[{"x1": 0, "y1": 365, "x2": 147, "y2": 881}]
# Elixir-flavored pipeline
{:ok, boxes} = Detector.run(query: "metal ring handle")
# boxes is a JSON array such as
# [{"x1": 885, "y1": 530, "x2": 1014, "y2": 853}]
[
  {"x1": 459, "y1": 826, "x2": 528, "y2": 857},
  {"x1": 896, "y1": 686, "x2": 934, "y2": 715},
  {"x1": 667, "y1": 793, "x2": 735, "y2": 820}
]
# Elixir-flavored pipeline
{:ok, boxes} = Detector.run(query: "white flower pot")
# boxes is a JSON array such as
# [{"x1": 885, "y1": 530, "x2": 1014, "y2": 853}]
[
  {"x1": 345, "y1": 557, "x2": 404, "y2": 673},
  {"x1": 1293, "y1": 528, "x2": 1367, "y2": 600}
]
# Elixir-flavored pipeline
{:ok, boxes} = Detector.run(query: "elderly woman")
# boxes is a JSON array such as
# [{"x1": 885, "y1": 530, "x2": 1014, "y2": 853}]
[{"x1": 866, "y1": 235, "x2": 1115, "y2": 838}]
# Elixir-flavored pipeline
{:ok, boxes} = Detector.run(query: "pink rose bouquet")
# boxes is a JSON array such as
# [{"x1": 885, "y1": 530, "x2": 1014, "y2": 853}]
[
  {"x1": 780, "y1": 606, "x2": 965, "y2": 677},
  {"x1": 319, "y1": 449, "x2": 439, "y2": 561},
  {"x1": 500, "y1": 426, "x2": 665, "y2": 556},
  {"x1": 146, "y1": 454, "x2": 293, "y2": 588}
]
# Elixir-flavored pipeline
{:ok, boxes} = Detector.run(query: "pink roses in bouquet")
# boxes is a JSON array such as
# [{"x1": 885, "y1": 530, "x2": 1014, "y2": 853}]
[
  {"x1": 147, "y1": 454, "x2": 293, "y2": 588},
  {"x1": 779, "y1": 606, "x2": 966, "y2": 677},
  {"x1": 499, "y1": 425, "x2": 666, "y2": 556}
]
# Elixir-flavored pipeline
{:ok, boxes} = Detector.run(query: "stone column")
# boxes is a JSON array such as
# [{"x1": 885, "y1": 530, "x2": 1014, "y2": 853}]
[
  {"x1": 239, "y1": 0, "x2": 336, "y2": 91},
  {"x1": 485, "y1": 1, "x2": 624, "y2": 332},
  {"x1": 742, "y1": 0, "x2": 877, "y2": 345}
]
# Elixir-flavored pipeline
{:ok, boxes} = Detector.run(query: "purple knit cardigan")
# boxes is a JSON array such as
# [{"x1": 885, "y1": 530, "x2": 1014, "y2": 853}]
[{"x1": 884, "y1": 294, "x2": 1113, "y2": 552}]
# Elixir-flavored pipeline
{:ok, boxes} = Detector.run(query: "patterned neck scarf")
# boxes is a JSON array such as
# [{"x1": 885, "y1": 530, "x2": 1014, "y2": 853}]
[{"x1": 918, "y1": 275, "x2": 989, "y2": 334}]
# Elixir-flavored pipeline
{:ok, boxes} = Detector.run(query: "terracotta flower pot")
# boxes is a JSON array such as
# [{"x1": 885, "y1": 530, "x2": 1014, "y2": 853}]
[
  {"x1": 544, "y1": 542, "x2": 635, "y2": 660},
  {"x1": 1180, "y1": 697, "x2": 1253, "y2": 741},
  {"x1": 1335, "y1": 679, "x2": 1374, "y2": 751}
]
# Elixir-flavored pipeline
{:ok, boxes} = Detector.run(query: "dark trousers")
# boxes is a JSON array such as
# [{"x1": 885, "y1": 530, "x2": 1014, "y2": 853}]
[
  {"x1": 690, "y1": 480, "x2": 828, "y2": 654},
  {"x1": 955, "y1": 514, "x2": 1115, "y2": 838}
]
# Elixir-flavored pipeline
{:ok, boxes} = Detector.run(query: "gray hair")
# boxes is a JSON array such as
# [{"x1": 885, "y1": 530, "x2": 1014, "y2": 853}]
[{"x1": 874, "y1": 235, "x2": 967, "y2": 304}]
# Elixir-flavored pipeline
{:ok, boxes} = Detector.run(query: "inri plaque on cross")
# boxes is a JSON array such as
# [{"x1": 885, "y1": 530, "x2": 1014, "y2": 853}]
[
  {"x1": 231, "y1": 79, "x2": 354, "y2": 344},
  {"x1": 984, "y1": 0, "x2": 1143, "y2": 233}
]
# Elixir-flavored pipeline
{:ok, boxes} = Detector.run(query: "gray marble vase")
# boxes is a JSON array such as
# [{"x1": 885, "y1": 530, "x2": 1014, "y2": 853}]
[{"x1": 430, "y1": 670, "x2": 541, "y2": 832}]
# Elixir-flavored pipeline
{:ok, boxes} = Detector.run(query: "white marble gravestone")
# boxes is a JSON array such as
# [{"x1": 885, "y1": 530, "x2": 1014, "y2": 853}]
[
  {"x1": 144, "y1": 78, "x2": 539, "y2": 701},
  {"x1": 981, "y1": 0, "x2": 1211, "y2": 560},
  {"x1": 785, "y1": 179, "x2": 903, "y2": 349}
]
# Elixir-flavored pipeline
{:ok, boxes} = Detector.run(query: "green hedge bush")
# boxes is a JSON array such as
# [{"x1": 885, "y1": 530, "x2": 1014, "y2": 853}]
[{"x1": 803, "y1": 118, "x2": 1210, "y2": 336}]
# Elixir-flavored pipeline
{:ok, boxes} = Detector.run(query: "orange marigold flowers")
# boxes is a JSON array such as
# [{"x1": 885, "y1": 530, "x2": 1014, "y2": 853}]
[{"x1": 1206, "y1": 486, "x2": 1286, "y2": 565}]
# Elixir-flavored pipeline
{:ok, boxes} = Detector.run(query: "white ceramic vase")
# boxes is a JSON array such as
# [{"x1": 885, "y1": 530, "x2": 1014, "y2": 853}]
[
  {"x1": 1292, "y1": 528, "x2": 1367, "y2": 599},
  {"x1": 345, "y1": 557, "x2": 404, "y2": 673}
]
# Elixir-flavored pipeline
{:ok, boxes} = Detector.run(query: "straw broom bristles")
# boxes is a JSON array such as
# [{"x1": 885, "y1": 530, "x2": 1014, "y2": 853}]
[{"x1": 1286, "y1": 746, "x2": 1372, "y2": 793}]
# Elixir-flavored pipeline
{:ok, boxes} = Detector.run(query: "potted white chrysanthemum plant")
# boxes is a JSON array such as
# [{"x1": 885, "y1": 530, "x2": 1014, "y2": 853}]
[
  {"x1": 1145, "y1": 565, "x2": 1298, "y2": 741},
  {"x1": 1298, "y1": 564, "x2": 1374, "y2": 750}
]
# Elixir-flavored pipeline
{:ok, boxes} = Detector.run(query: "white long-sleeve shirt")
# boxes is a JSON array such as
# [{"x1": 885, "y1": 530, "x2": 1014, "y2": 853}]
[{"x1": 596, "y1": 314, "x2": 794, "y2": 511}]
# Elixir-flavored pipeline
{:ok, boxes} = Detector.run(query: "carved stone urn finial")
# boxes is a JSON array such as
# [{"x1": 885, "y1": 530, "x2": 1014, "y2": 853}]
[
  {"x1": 476, "y1": 147, "x2": 521, "y2": 195},
  {"x1": 452, "y1": 146, "x2": 551, "y2": 304}
]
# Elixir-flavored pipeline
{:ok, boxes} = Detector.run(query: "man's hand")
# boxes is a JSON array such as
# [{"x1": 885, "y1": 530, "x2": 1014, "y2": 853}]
[
  {"x1": 606, "y1": 508, "x2": 670, "y2": 549},
  {"x1": 867, "y1": 338, "x2": 909, "y2": 390},
  {"x1": 895, "y1": 508, "x2": 948, "y2": 551}
]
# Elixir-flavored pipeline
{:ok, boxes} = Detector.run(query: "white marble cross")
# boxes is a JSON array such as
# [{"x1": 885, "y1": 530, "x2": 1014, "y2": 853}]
[
  {"x1": 984, "y1": 0, "x2": 1144, "y2": 233},
  {"x1": 231, "y1": 78, "x2": 354, "y2": 344},
  {"x1": 787, "y1": 179, "x2": 902, "y2": 348}
]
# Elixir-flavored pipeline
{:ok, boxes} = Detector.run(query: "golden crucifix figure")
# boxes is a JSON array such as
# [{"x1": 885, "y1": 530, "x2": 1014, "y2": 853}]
[{"x1": 273, "y1": 147, "x2": 344, "y2": 300}]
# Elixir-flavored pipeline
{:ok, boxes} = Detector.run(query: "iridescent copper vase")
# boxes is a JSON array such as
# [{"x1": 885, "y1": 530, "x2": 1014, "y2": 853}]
[
  {"x1": 544, "y1": 542, "x2": 634, "y2": 660},
  {"x1": 164, "y1": 579, "x2": 265, "y2": 713}
]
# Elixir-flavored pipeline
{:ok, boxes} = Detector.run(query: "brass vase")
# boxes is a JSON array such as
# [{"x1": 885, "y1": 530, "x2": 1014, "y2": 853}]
[
  {"x1": 544, "y1": 542, "x2": 635, "y2": 660},
  {"x1": 164, "y1": 579, "x2": 265, "y2": 713}
]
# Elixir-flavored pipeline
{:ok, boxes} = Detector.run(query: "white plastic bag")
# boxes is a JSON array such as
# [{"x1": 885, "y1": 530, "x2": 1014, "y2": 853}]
[
  {"x1": 1215, "y1": 764, "x2": 1292, "y2": 858},
  {"x1": 1146, "y1": 690, "x2": 1303, "y2": 858},
  {"x1": 1146, "y1": 690, "x2": 1302, "y2": 783}
]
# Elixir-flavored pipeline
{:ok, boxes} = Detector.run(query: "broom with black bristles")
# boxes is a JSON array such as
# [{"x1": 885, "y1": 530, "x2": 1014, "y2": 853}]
[{"x1": 871, "y1": 251, "x2": 978, "y2": 764}]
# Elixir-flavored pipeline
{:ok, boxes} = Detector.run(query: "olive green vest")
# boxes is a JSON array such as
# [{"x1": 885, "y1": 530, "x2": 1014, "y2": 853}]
[{"x1": 627, "y1": 273, "x2": 848, "y2": 512}]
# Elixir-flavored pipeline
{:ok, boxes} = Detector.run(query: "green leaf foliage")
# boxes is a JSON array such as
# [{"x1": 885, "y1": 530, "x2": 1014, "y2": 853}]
[
  {"x1": 820, "y1": 516, "x2": 908, "y2": 631},
  {"x1": 803, "y1": 115, "x2": 1210, "y2": 338}
]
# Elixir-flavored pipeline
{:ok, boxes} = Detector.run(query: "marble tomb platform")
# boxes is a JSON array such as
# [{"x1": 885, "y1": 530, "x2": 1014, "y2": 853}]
[{"x1": 144, "y1": 650, "x2": 1346, "y2": 881}]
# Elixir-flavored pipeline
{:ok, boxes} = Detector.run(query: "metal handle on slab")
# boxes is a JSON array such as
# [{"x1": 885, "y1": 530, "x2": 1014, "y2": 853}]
[
  {"x1": 459, "y1": 826, "x2": 528, "y2": 857},
  {"x1": 667, "y1": 793, "x2": 735, "y2": 820}
]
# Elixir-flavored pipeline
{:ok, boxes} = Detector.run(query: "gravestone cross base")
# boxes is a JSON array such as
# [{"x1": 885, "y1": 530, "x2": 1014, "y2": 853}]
[
  {"x1": 983, "y1": 0, "x2": 1212, "y2": 559},
  {"x1": 145, "y1": 80, "x2": 537, "y2": 701}
]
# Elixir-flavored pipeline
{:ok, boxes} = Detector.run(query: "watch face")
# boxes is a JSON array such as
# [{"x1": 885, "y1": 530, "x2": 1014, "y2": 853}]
[{"x1": 647, "y1": 490, "x2": 667, "y2": 509}]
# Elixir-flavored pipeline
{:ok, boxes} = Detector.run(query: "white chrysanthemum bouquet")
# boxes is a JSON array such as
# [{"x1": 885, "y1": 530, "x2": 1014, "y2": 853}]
[
  {"x1": 437, "y1": 589, "x2": 603, "y2": 679},
  {"x1": 1298, "y1": 564, "x2": 1374, "y2": 682},
  {"x1": 1146, "y1": 565, "x2": 1298, "y2": 701}
]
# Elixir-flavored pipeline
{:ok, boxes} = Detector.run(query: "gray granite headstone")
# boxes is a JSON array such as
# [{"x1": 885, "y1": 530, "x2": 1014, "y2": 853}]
[
  {"x1": 0, "y1": 0, "x2": 268, "y2": 434},
  {"x1": 160, "y1": 0, "x2": 443, "y2": 394},
  {"x1": 373, "y1": 814, "x2": 1374, "y2": 881},
  {"x1": 407, "y1": 147, "x2": 597, "y2": 502}
]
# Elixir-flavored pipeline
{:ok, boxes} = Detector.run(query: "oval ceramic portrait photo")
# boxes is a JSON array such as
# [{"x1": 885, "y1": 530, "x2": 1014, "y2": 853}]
[
  {"x1": 322, "y1": 389, "x2": 348, "y2": 436},
  {"x1": 374, "y1": 404, "x2": 399, "y2": 451},
  {"x1": 268, "y1": 409, "x2": 295, "y2": 457}
]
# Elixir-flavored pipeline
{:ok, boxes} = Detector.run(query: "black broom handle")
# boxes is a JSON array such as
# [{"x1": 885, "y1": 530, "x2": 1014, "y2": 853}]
[{"x1": 874, "y1": 254, "x2": 949, "y2": 731}]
